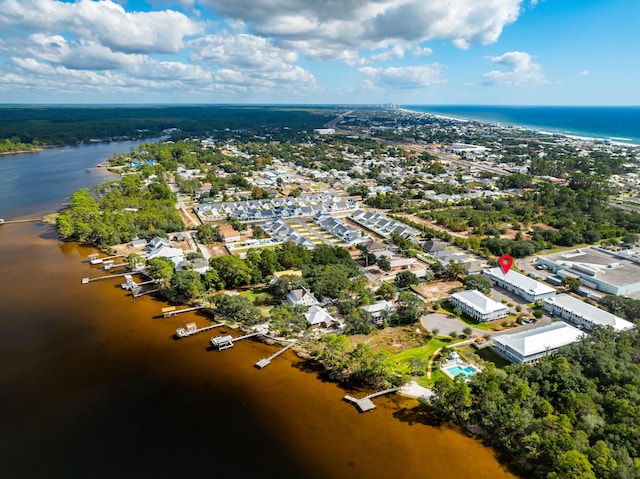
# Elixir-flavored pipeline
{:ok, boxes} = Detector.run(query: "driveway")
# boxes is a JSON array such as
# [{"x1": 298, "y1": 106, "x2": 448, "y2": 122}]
[
  {"x1": 420, "y1": 312, "x2": 554, "y2": 339},
  {"x1": 420, "y1": 313, "x2": 487, "y2": 337}
]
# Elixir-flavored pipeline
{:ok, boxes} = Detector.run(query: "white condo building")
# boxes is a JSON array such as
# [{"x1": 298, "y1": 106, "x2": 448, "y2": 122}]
[
  {"x1": 450, "y1": 290, "x2": 509, "y2": 322},
  {"x1": 543, "y1": 294, "x2": 635, "y2": 332},
  {"x1": 493, "y1": 322, "x2": 585, "y2": 364},
  {"x1": 483, "y1": 267, "x2": 557, "y2": 303}
]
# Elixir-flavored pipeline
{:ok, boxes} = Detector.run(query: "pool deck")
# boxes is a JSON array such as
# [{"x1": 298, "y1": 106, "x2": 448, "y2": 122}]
[{"x1": 441, "y1": 360, "x2": 481, "y2": 381}]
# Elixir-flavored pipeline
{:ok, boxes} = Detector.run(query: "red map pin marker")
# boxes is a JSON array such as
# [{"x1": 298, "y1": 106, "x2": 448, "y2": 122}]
[{"x1": 499, "y1": 254, "x2": 514, "y2": 274}]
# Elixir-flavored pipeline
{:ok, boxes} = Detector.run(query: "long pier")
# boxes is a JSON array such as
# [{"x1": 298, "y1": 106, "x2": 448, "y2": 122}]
[
  {"x1": 0, "y1": 218, "x2": 43, "y2": 225},
  {"x1": 163, "y1": 305, "x2": 206, "y2": 318},
  {"x1": 82, "y1": 272, "x2": 136, "y2": 284},
  {"x1": 210, "y1": 331, "x2": 261, "y2": 351},
  {"x1": 255, "y1": 341, "x2": 296, "y2": 369},
  {"x1": 343, "y1": 387, "x2": 400, "y2": 413},
  {"x1": 176, "y1": 322, "x2": 224, "y2": 338}
]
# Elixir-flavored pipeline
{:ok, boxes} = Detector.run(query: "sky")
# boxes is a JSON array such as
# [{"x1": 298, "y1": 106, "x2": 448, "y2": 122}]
[{"x1": 0, "y1": 0, "x2": 638, "y2": 105}]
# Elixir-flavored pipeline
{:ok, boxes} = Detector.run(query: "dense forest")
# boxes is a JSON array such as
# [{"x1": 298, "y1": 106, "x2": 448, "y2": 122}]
[
  {"x1": 56, "y1": 177, "x2": 184, "y2": 246},
  {"x1": 0, "y1": 105, "x2": 337, "y2": 147}
]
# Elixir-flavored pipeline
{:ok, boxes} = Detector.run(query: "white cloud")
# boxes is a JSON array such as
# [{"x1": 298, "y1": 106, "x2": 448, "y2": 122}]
[
  {"x1": 359, "y1": 64, "x2": 446, "y2": 90},
  {"x1": 198, "y1": 0, "x2": 523, "y2": 61},
  {"x1": 412, "y1": 46, "x2": 433, "y2": 57},
  {"x1": 0, "y1": 0, "x2": 204, "y2": 54},
  {"x1": 370, "y1": 45, "x2": 405, "y2": 62},
  {"x1": 579, "y1": 70, "x2": 589, "y2": 76},
  {"x1": 482, "y1": 51, "x2": 547, "y2": 85},
  {"x1": 189, "y1": 32, "x2": 316, "y2": 88}
]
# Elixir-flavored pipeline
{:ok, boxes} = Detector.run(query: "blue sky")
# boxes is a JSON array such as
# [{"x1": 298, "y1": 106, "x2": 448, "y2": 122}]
[{"x1": 0, "y1": 0, "x2": 637, "y2": 105}]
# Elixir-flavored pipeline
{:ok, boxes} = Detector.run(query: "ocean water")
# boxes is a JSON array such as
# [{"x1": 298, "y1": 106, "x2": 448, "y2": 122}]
[{"x1": 405, "y1": 105, "x2": 640, "y2": 145}]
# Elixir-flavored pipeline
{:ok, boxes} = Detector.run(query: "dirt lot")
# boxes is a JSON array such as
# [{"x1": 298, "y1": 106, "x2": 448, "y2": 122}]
[
  {"x1": 349, "y1": 326, "x2": 429, "y2": 354},
  {"x1": 412, "y1": 280, "x2": 464, "y2": 303},
  {"x1": 202, "y1": 243, "x2": 228, "y2": 257}
]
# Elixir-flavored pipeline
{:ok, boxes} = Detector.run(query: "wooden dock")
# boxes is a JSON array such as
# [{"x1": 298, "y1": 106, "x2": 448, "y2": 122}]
[
  {"x1": 163, "y1": 305, "x2": 206, "y2": 318},
  {"x1": 176, "y1": 322, "x2": 223, "y2": 338},
  {"x1": 82, "y1": 272, "x2": 136, "y2": 284},
  {"x1": 0, "y1": 218, "x2": 43, "y2": 225},
  {"x1": 343, "y1": 387, "x2": 400, "y2": 413},
  {"x1": 210, "y1": 331, "x2": 261, "y2": 351},
  {"x1": 255, "y1": 341, "x2": 296, "y2": 369},
  {"x1": 89, "y1": 254, "x2": 124, "y2": 265}
]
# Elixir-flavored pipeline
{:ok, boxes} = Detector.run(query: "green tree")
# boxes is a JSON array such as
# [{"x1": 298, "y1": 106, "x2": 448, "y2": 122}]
[
  {"x1": 393, "y1": 291, "x2": 425, "y2": 325},
  {"x1": 462, "y1": 274, "x2": 493, "y2": 295},
  {"x1": 562, "y1": 276, "x2": 582, "y2": 292},
  {"x1": 212, "y1": 294, "x2": 262, "y2": 325},
  {"x1": 395, "y1": 270, "x2": 418, "y2": 289},
  {"x1": 126, "y1": 252, "x2": 144, "y2": 270},
  {"x1": 171, "y1": 269, "x2": 205, "y2": 301},
  {"x1": 376, "y1": 282, "x2": 397, "y2": 300},
  {"x1": 431, "y1": 375, "x2": 472, "y2": 423},
  {"x1": 147, "y1": 257, "x2": 175, "y2": 288},
  {"x1": 377, "y1": 255, "x2": 391, "y2": 271},
  {"x1": 209, "y1": 255, "x2": 252, "y2": 288},
  {"x1": 197, "y1": 224, "x2": 221, "y2": 244},
  {"x1": 344, "y1": 309, "x2": 373, "y2": 335},
  {"x1": 547, "y1": 450, "x2": 596, "y2": 479}
]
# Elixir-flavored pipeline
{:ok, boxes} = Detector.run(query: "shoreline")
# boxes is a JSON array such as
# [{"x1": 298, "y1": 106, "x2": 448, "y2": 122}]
[
  {"x1": 0, "y1": 147, "x2": 47, "y2": 156},
  {"x1": 401, "y1": 106, "x2": 640, "y2": 147}
]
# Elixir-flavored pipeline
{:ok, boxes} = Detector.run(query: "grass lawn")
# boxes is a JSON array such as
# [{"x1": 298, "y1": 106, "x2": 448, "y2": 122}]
[
  {"x1": 457, "y1": 343, "x2": 511, "y2": 369},
  {"x1": 239, "y1": 287, "x2": 275, "y2": 306},
  {"x1": 392, "y1": 338, "x2": 454, "y2": 387}
]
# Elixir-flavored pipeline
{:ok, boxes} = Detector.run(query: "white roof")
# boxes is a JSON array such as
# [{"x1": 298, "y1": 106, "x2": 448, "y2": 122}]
[
  {"x1": 484, "y1": 267, "x2": 556, "y2": 296},
  {"x1": 362, "y1": 300, "x2": 395, "y2": 314},
  {"x1": 305, "y1": 306, "x2": 334, "y2": 325},
  {"x1": 494, "y1": 322, "x2": 584, "y2": 357},
  {"x1": 451, "y1": 290, "x2": 508, "y2": 314},
  {"x1": 147, "y1": 245, "x2": 185, "y2": 265},
  {"x1": 544, "y1": 294, "x2": 635, "y2": 331}
]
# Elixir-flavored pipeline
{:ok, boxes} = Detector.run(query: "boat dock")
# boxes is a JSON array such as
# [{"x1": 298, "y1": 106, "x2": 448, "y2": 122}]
[
  {"x1": 210, "y1": 331, "x2": 261, "y2": 351},
  {"x1": 176, "y1": 322, "x2": 224, "y2": 338},
  {"x1": 255, "y1": 341, "x2": 296, "y2": 369},
  {"x1": 0, "y1": 218, "x2": 43, "y2": 225},
  {"x1": 163, "y1": 305, "x2": 206, "y2": 318},
  {"x1": 343, "y1": 388, "x2": 400, "y2": 413},
  {"x1": 89, "y1": 254, "x2": 124, "y2": 265},
  {"x1": 82, "y1": 272, "x2": 136, "y2": 284}
]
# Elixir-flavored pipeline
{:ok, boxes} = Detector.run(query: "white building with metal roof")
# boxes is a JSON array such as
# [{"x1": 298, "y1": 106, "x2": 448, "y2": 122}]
[
  {"x1": 483, "y1": 267, "x2": 557, "y2": 303},
  {"x1": 543, "y1": 293, "x2": 635, "y2": 332},
  {"x1": 493, "y1": 322, "x2": 585, "y2": 364},
  {"x1": 450, "y1": 290, "x2": 509, "y2": 322}
]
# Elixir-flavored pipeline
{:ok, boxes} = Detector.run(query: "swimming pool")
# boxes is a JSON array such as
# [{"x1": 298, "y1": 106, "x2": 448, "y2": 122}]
[{"x1": 446, "y1": 365, "x2": 479, "y2": 379}]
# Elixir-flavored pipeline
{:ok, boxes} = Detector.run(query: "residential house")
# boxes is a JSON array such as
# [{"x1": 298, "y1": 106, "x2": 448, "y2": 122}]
[
  {"x1": 305, "y1": 305, "x2": 335, "y2": 327},
  {"x1": 287, "y1": 286, "x2": 319, "y2": 307}
]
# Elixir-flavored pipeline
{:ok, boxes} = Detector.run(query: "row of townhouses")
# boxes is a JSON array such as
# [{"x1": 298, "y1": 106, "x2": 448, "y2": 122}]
[{"x1": 195, "y1": 194, "x2": 359, "y2": 222}]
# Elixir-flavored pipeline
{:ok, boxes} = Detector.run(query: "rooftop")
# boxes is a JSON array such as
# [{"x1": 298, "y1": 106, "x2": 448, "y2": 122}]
[
  {"x1": 451, "y1": 289, "x2": 508, "y2": 314},
  {"x1": 541, "y1": 246, "x2": 640, "y2": 288},
  {"x1": 543, "y1": 294, "x2": 635, "y2": 331},
  {"x1": 484, "y1": 267, "x2": 556, "y2": 296},
  {"x1": 494, "y1": 321, "x2": 585, "y2": 357}
]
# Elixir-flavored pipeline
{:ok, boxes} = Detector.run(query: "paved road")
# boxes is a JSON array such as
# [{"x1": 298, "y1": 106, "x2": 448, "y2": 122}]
[{"x1": 420, "y1": 311, "x2": 552, "y2": 339}]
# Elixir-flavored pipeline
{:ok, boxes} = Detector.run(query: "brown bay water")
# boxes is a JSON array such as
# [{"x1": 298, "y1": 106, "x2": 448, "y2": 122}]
[{"x1": 0, "y1": 222, "x2": 519, "y2": 479}]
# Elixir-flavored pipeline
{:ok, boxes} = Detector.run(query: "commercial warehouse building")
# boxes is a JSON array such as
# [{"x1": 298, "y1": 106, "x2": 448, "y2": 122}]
[
  {"x1": 493, "y1": 322, "x2": 585, "y2": 364},
  {"x1": 450, "y1": 290, "x2": 509, "y2": 322},
  {"x1": 483, "y1": 267, "x2": 557, "y2": 303},
  {"x1": 543, "y1": 294, "x2": 635, "y2": 332},
  {"x1": 537, "y1": 246, "x2": 640, "y2": 298}
]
